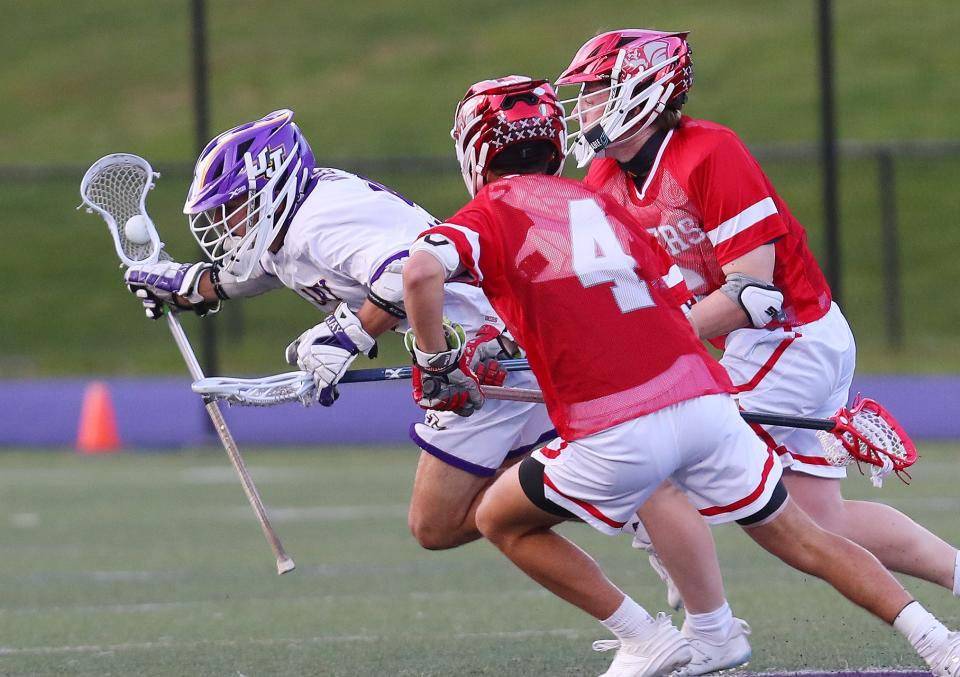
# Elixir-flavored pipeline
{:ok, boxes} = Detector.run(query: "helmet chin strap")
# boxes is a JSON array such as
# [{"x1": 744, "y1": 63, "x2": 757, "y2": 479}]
[
  {"x1": 603, "y1": 117, "x2": 660, "y2": 159},
  {"x1": 596, "y1": 81, "x2": 677, "y2": 162}
]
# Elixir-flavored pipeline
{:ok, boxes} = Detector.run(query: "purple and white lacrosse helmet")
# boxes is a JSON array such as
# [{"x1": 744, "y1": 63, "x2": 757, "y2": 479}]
[{"x1": 185, "y1": 109, "x2": 316, "y2": 281}]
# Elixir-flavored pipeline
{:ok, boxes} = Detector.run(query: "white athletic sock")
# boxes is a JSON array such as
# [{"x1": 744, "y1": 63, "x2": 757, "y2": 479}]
[
  {"x1": 894, "y1": 601, "x2": 950, "y2": 660},
  {"x1": 684, "y1": 602, "x2": 735, "y2": 645},
  {"x1": 952, "y1": 550, "x2": 960, "y2": 597},
  {"x1": 601, "y1": 595, "x2": 656, "y2": 641}
]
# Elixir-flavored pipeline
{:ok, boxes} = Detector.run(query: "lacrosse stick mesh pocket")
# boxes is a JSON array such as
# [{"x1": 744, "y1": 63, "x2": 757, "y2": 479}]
[{"x1": 83, "y1": 159, "x2": 160, "y2": 263}]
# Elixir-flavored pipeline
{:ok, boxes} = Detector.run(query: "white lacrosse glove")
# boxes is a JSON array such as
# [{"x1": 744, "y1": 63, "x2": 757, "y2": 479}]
[
  {"x1": 124, "y1": 260, "x2": 219, "y2": 320},
  {"x1": 405, "y1": 322, "x2": 484, "y2": 417},
  {"x1": 285, "y1": 303, "x2": 378, "y2": 407}
]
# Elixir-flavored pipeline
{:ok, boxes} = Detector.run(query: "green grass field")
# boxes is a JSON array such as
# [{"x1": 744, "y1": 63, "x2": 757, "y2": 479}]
[{"x1": 1, "y1": 443, "x2": 958, "y2": 676}]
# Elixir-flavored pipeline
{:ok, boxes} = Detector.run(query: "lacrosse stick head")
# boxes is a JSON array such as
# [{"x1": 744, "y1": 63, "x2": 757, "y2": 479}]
[
  {"x1": 184, "y1": 109, "x2": 316, "y2": 282},
  {"x1": 817, "y1": 396, "x2": 918, "y2": 486},
  {"x1": 191, "y1": 372, "x2": 316, "y2": 407},
  {"x1": 80, "y1": 153, "x2": 166, "y2": 267}
]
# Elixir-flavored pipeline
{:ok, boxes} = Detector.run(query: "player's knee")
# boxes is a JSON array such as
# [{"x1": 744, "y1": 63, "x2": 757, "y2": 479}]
[
  {"x1": 408, "y1": 512, "x2": 462, "y2": 550},
  {"x1": 475, "y1": 494, "x2": 510, "y2": 546}
]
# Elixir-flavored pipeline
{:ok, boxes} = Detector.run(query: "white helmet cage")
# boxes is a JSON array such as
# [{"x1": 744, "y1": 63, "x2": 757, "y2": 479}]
[
  {"x1": 187, "y1": 144, "x2": 306, "y2": 282},
  {"x1": 560, "y1": 50, "x2": 681, "y2": 168}
]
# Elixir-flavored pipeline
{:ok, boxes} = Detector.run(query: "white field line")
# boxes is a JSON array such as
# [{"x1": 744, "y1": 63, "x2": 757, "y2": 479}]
[
  {"x1": 2, "y1": 558, "x2": 467, "y2": 586},
  {"x1": 217, "y1": 503, "x2": 408, "y2": 522},
  {"x1": 0, "y1": 627, "x2": 588, "y2": 656},
  {"x1": 0, "y1": 588, "x2": 549, "y2": 616},
  {"x1": 0, "y1": 466, "x2": 309, "y2": 487},
  {"x1": 179, "y1": 466, "x2": 306, "y2": 484}
]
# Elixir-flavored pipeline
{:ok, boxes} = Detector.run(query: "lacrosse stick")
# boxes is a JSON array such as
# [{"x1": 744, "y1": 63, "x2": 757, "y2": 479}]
[
  {"x1": 191, "y1": 358, "x2": 534, "y2": 406},
  {"x1": 194, "y1": 369, "x2": 916, "y2": 486},
  {"x1": 79, "y1": 153, "x2": 295, "y2": 575}
]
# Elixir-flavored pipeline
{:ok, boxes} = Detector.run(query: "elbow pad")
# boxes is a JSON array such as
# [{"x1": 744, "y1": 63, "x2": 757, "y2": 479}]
[
  {"x1": 409, "y1": 232, "x2": 463, "y2": 278},
  {"x1": 368, "y1": 259, "x2": 406, "y2": 319},
  {"x1": 721, "y1": 273, "x2": 784, "y2": 328}
]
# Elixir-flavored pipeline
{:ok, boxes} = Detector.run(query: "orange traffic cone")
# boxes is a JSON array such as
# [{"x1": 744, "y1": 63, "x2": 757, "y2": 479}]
[{"x1": 76, "y1": 381, "x2": 121, "y2": 453}]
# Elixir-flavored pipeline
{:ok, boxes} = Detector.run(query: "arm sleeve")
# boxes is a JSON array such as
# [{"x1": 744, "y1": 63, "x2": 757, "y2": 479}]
[
  {"x1": 213, "y1": 261, "x2": 285, "y2": 298},
  {"x1": 690, "y1": 131, "x2": 788, "y2": 266}
]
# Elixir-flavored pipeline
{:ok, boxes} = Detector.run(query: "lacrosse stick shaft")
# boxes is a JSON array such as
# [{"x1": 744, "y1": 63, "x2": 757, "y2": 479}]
[
  {"x1": 739, "y1": 411, "x2": 835, "y2": 431},
  {"x1": 340, "y1": 358, "x2": 531, "y2": 384},
  {"x1": 481, "y1": 386, "x2": 839, "y2": 431},
  {"x1": 166, "y1": 313, "x2": 295, "y2": 575},
  {"x1": 481, "y1": 385, "x2": 545, "y2": 403}
]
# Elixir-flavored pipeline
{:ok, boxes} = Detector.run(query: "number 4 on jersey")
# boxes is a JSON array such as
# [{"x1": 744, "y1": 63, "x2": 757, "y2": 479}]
[{"x1": 569, "y1": 199, "x2": 655, "y2": 313}]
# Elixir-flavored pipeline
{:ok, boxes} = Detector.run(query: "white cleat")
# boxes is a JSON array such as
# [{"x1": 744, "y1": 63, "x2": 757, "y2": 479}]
[
  {"x1": 671, "y1": 618, "x2": 752, "y2": 677},
  {"x1": 593, "y1": 613, "x2": 693, "y2": 677},
  {"x1": 928, "y1": 632, "x2": 960, "y2": 677},
  {"x1": 645, "y1": 548, "x2": 684, "y2": 611}
]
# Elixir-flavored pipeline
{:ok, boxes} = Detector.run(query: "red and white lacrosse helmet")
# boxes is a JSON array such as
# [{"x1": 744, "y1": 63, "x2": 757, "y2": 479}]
[
  {"x1": 556, "y1": 30, "x2": 693, "y2": 167},
  {"x1": 451, "y1": 75, "x2": 567, "y2": 197}
]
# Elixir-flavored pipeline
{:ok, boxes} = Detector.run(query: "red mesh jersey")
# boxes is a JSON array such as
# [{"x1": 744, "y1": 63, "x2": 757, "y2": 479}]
[
  {"x1": 584, "y1": 117, "x2": 832, "y2": 331},
  {"x1": 423, "y1": 174, "x2": 732, "y2": 440}
]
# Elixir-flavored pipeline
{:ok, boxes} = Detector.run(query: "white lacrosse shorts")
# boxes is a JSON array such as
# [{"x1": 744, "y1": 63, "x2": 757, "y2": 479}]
[
  {"x1": 721, "y1": 302, "x2": 856, "y2": 478},
  {"x1": 532, "y1": 393, "x2": 783, "y2": 535},
  {"x1": 409, "y1": 370, "x2": 555, "y2": 477}
]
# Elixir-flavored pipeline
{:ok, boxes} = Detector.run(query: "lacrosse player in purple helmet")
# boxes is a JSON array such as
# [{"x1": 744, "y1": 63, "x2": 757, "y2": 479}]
[{"x1": 122, "y1": 109, "x2": 554, "y2": 551}]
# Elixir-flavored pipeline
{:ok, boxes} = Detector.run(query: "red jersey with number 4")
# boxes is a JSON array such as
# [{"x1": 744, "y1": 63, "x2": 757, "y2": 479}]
[
  {"x1": 421, "y1": 174, "x2": 733, "y2": 440},
  {"x1": 584, "y1": 116, "x2": 832, "y2": 330}
]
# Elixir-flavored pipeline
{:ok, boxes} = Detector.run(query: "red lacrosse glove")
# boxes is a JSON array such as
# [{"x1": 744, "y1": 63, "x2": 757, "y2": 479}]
[
  {"x1": 406, "y1": 323, "x2": 484, "y2": 417},
  {"x1": 463, "y1": 324, "x2": 512, "y2": 387}
]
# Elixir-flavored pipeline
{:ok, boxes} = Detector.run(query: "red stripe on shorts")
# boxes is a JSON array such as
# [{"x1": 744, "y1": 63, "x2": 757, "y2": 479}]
[
  {"x1": 749, "y1": 421, "x2": 788, "y2": 456},
  {"x1": 539, "y1": 440, "x2": 568, "y2": 460},
  {"x1": 733, "y1": 335, "x2": 797, "y2": 393},
  {"x1": 749, "y1": 418, "x2": 832, "y2": 467},
  {"x1": 785, "y1": 451, "x2": 832, "y2": 466},
  {"x1": 698, "y1": 447, "x2": 776, "y2": 517},
  {"x1": 542, "y1": 473, "x2": 625, "y2": 528}
]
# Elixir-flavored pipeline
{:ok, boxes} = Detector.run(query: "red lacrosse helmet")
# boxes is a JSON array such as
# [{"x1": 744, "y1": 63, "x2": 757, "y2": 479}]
[
  {"x1": 451, "y1": 75, "x2": 567, "y2": 197},
  {"x1": 556, "y1": 29, "x2": 693, "y2": 166}
]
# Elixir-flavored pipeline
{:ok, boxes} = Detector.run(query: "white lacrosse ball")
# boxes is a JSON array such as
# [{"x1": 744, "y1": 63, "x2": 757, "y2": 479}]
[{"x1": 124, "y1": 215, "x2": 152, "y2": 245}]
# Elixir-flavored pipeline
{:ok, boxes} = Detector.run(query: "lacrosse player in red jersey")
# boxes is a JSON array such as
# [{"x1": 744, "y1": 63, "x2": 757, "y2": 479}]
[
  {"x1": 557, "y1": 20, "x2": 960, "y2": 639},
  {"x1": 402, "y1": 75, "x2": 960, "y2": 677},
  {"x1": 122, "y1": 109, "x2": 555, "y2": 552}
]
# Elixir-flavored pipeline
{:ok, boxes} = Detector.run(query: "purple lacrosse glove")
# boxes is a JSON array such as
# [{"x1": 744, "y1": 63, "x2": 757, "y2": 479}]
[{"x1": 124, "y1": 260, "x2": 219, "y2": 320}]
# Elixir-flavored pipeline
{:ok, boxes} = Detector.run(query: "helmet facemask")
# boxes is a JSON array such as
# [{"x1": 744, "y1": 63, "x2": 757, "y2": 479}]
[
  {"x1": 184, "y1": 109, "x2": 315, "y2": 282},
  {"x1": 559, "y1": 53, "x2": 680, "y2": 168},
  {"x1": 188, "y1": 143, "x2": 303, "y2": 279},
  {"x1": 556, "y1": 30, "x2": 693, "y2": 167}
]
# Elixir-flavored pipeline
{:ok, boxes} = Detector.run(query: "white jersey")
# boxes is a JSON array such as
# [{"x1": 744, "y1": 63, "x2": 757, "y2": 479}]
[{"x1": 259, "y1": 168, "x2": 503, "y2": 335}]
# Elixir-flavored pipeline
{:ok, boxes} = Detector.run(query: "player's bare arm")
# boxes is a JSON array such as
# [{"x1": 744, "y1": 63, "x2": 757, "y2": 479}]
[
  {"x1": 403, "y1": 252, "x2": 450, "y2": 352},
  {"x1": 403, "y1": 248, "x2": 484, "y2": 416},
  {"x1": 355, "y1": 299, "x2": 403, "y2": 337},
  {"x1": 688, "y1": 243, "x2": 781, "y2": 339}
]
